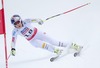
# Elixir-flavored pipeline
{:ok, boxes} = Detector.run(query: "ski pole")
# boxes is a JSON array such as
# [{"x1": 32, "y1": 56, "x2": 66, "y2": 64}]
[
  {"x1": 7, "y1": 53, "x2": 11, "y2": 60},
  {"x1": 44, "y1": 3, "x2": 90, "y2": 21}
]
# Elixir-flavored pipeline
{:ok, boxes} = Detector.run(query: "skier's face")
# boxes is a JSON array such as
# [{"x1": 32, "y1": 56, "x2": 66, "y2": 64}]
[{"x1": 14, "y1": 21, "x2": 23, "y2": 29}]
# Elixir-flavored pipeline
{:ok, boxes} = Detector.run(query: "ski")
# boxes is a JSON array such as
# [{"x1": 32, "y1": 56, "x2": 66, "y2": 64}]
[
  {"x1": 50, "y1": 46, "x2": 84, "y2": 62},
  {"x1": 50, "y1": 55, "x2": 59, "y2": 62},
  {"x1": 50, "y1": 46, "x2": 70, "y2": 62}
]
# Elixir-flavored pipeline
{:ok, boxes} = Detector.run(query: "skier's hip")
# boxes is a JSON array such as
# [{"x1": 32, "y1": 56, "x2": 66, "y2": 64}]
[{"x1": 26, "y1": 28, "x2": 37, "y2": 41}]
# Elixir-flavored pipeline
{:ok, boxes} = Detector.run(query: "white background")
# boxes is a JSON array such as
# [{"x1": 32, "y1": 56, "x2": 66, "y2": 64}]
[{"x1": 0, "y1": 0, "x2": 100, "y2": 68}]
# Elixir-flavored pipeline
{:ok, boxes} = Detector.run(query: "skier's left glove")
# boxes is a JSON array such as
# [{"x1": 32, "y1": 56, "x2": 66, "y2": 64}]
[
  {"x1": 37, "y1": 19, "x2": 44, "y2": 25},
  {"x1": 11, "y1": 48, "x2": 16, "y2": 56}
]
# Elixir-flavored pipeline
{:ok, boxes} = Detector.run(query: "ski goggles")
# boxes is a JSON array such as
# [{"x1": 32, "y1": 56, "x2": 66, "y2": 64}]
[{"x1": 14, "y1": 21, "x2": 21, "y2": 25}]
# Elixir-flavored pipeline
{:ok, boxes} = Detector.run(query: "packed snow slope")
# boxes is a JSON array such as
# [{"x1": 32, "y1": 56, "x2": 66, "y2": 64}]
[{"x1": 0, "y1": 0, "x2": 100, "y2": 68}]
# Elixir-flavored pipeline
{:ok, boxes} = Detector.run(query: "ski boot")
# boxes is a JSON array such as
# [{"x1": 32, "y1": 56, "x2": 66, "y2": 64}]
[
  {"x1": 50, "y1": 49, "x2": 63, "y2": 62},
  {"x1": 54, "y1": 48, "x2": 63, "y2": 55},
  {"x1": 71, "y1": 43, "x2": 83, "y2": 57}
]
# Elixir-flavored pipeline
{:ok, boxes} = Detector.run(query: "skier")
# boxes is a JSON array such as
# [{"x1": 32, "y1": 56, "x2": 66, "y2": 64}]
[{"x1": 10, "y1": 14, "x2": 82, "y2": 57}]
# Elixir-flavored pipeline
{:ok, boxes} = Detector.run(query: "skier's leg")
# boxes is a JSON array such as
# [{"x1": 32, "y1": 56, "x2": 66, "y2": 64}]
[
  {"x1": 34, "y1": 30, "x2": 70, "y2": 47},
  {"x1": 29, "y1": 39, "x2": 62, "y2": 55}
]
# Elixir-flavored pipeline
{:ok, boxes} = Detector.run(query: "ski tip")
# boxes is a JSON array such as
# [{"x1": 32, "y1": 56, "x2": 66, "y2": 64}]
[
  {"x1": 50, "y1": 58, "x2": 54, "y2": 62},
  {"x1": 74, "y1": 52, "x2": 78, "y2": 57}
]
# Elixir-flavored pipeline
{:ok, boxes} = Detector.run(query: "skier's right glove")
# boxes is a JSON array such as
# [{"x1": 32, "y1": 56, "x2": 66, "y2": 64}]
[{"x1": 11, "y1": 48, "x2": 16, "y2": 56}]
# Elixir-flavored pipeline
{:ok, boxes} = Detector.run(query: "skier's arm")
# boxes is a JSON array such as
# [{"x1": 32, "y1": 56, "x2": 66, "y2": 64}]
[
  {"x1": 11, "y1": 30, "x2": 17, "y2": 48},
  {"x1": 11, "y1": 29, "x2": 18, "y2": 56},
  {"x1": 32, "y1": 19, "x2": 43, "y2": 25},
  {"x1": 25, "y1": 19, "x2": 44, "y2": 25}
]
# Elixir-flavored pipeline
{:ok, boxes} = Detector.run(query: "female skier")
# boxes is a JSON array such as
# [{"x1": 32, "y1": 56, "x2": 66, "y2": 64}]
[{"x1": 10, "y1": 15, "x2": 81, "y2": 57}]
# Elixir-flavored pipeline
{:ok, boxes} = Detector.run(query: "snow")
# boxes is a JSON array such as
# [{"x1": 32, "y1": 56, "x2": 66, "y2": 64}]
[{"x1": 0, "y1": 0, "x2": 100, "y2": 68}]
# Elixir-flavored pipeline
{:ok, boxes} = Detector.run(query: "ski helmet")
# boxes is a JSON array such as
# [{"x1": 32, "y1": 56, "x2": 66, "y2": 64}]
[{"x1": 11, "y1": 15, "x2": 21, "y2": 25}]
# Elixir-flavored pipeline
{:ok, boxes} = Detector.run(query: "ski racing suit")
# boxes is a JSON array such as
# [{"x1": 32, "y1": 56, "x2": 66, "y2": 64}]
[{"x1": 11, "y1": 19, "x2": 71, "y2": 53}]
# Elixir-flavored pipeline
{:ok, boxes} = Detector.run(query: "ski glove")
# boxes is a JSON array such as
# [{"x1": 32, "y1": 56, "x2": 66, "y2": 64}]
[
  {"x1": 37, "y1": 19, "x2": 44, "y2": 25},
  {"x1": 11, "y1": 48, "x2": 16, "y2": 56}
]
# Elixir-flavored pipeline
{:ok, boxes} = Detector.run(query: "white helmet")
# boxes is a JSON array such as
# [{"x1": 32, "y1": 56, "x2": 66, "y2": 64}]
[{"x1": 11, "y1": 15, "x2": 21, "y2": 25}]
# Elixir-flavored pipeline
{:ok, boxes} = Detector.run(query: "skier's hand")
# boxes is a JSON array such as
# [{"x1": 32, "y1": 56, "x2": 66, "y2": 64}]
[
  {"x1": 37, "y1": 19, "x2": 44, "y2": 25},
  {"x1": 11, "y1": 48, "x2": 16, "y2": 56}
]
